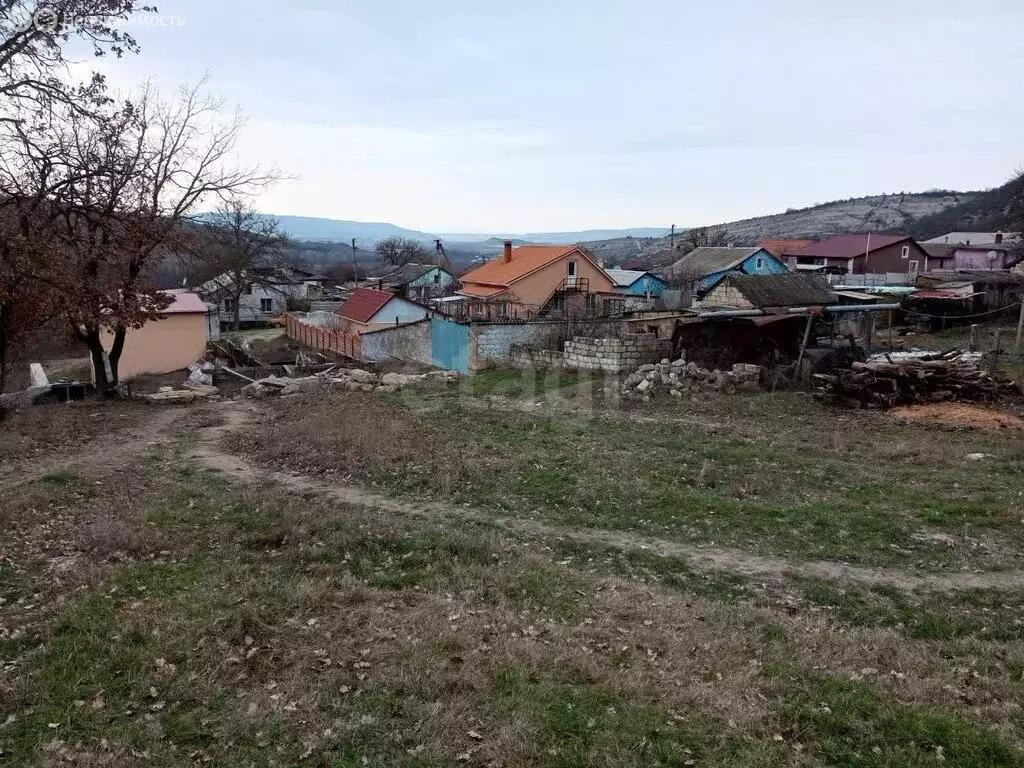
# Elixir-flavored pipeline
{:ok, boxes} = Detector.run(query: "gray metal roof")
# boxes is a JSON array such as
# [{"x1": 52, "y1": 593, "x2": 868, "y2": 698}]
[
  {"x1": 923, "y1": 232, "x2": 1020, "y2": 245},
  {"x1": 723, "y1": 273, "x2": 838, "y2": 307},
  {"x1": 605, "y1": 268, "x2": 647, "y2": 287},
  {"x1": 668, "y1": 247, "x2": 766, "y2": 278}
]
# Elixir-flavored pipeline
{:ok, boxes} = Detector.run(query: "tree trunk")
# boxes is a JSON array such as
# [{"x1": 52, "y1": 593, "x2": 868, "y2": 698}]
[
  {"x1": 0, "y1": 301, "x2": 10, "y2": 394},
  {"x1": 232, "y1": 284, "x2": 243, "y2": 331},
  {"x1": 81, "y1": 326, "x2": 115, "y2": 398},
  {"x1": 108, "y1": 325, "x2": 127, "y2": 386}
]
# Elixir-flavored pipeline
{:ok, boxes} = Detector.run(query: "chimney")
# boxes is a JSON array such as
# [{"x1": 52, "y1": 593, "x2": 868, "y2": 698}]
[
  {"x1": 503, "y1": 240, "x2": 513, "y2": 263},
  {"x1": 996, "y1": 231, "x2": 1004, "y2": 244}
]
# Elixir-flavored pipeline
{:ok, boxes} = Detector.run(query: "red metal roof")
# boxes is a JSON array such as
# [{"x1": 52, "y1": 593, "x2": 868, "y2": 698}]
[
  {"x1": 789, "y1": 234, "x2": 911, "y2": 260},
  {"x1": 338, "y1": 287, "x2": 394, "y2": 323},
  {"x1": 160, "y1": 290, "x2": 208, "y2": 314}
]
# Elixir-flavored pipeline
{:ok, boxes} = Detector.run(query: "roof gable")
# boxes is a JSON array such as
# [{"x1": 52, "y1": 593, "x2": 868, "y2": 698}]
[{"x1": 338, "y1": 287, "x2": 394, "y2": 323}]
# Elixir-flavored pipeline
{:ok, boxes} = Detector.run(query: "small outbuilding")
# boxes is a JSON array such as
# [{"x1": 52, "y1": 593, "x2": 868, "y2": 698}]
[
  {"x1": 699, "y1": 273, "x2": 837, "y2": 310},
  {"x1": 101, "y1": 290, "x2": 213, "y2": 380}
]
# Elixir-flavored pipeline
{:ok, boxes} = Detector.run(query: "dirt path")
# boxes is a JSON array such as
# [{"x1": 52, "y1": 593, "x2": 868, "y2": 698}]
[{"x1": 186, "y1": 404, "x2": 1024, "y2": 593}]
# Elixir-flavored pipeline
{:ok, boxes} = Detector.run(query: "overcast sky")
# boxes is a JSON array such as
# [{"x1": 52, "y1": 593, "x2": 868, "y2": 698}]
[{"x1": 85, "y1": 1, "x2": 1024, "y2": 232}]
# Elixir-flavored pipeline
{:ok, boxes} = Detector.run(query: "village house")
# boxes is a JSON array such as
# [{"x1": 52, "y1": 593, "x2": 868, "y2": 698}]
[
  {"x1": 101, "y1": 290, "x2": 215, "y2": 380},
  {"x1": 606, "y1": 268, "x2": 669, "y2": 297},
  {"x1": 920, "y1": 232, "x2": 1021, "y2": 271},
  {"x1": 337, "y1": 286, "x2": 433, "y2": 334},
  {"x1": 664, "y1": 246, "x2": 788, "y2": 294},
  {"x1": 456, "y1": 241, "x2": 617, "y2": 320},
  {"x1": 194, "y1": 266, "x2": 327, "y2": 328},
  {"x1": 784, "y1": 234, "x2": 930, "y2": 276},
  {"x1": 698, "y1": 273, "x2": 837, "y2": 310},
  {"x1": 372, "y1": 262, "x2": 456, "y2": 301}
]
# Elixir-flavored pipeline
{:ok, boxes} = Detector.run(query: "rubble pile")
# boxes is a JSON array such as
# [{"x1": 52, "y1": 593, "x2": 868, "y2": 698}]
[
  {"x1": 814, "y1": 351, "x2": 1020, "y2": 408},
  {"x1": 622, "y1": 357, "x2": 762, "y2": 400},
  {"x1": 241, "y1": 368, "x2": 458, "y2": 398}
]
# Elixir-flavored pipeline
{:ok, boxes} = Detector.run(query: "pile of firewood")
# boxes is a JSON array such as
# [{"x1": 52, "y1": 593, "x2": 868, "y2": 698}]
[{"x1": 813, "y1": 350, "x2": 1020, "y2": 408}]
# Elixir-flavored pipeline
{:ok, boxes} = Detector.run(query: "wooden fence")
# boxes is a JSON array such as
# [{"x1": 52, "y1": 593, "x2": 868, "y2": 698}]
[{"x1": 285, "y1": 313, "x2": 362, "y2": 360}]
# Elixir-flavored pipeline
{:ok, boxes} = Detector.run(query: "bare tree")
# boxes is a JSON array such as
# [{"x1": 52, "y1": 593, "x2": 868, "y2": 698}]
[
  {"x1": 12, "y1": 81, "x2": 277, "y2": 395},
  {"x1": 185, "y1": 199, "x2": 287, "y2": 331},
  {"x1": 1, "y1": 1, "x2": 153, "y2": 114},
  {"x1": 682, "y1": 226, "x2": 731, "y2": 251},
  {"x1": 0, "y1": 0, "x2": 153, "y2": 391},
  {"x1": 374, "y1": 236, "x2": 428, "y2": 269}
]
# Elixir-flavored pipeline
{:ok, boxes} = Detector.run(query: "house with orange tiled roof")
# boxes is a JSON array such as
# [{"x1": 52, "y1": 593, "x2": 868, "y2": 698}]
[{"x1": 457, "y1": 241, "x2": 616, "y2": 320}]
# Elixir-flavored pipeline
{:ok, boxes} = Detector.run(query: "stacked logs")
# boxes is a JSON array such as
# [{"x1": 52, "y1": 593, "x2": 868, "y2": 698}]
[{"x1": 813, "y1": 350, "x2": 1020, "y2": 408}]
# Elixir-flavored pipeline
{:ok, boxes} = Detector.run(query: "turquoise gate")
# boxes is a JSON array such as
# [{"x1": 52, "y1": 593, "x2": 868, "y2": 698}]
[{"x1": 431, "y1": 317, "x2": 470, "y2": 373}]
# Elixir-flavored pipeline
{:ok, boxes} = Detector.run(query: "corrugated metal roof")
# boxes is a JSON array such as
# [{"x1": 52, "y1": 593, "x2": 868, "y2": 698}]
[
  {"x1": 725, "y1": 273, "x2": 837, "y2": 307},
  {"x1": 605, "y1": 268, "x2": 648, "y2": 287},
  {"x1": 923, "y1": 232, "x2": 1020, "y2": 245},
  {"x1": 760, "y1": 238, "x2": 817, "y2": 257},
  {"x1": 338, "y1": 287, "x2": 394, "y2": 323},
  {"x1": 788, "y1": 234, "x2": 910, "y2": 260},
  {"x1": 161, "y1": 291, "x2": 208, "y2": 314}
]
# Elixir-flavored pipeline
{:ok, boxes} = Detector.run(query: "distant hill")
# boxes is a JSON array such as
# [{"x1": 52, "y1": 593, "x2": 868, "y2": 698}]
[
  {"x1": 217, "y1": 215, "x2": 669, "y2": 247},
  {"x1": 271, "y1": 216, "x2": 437, "y2": 243}
]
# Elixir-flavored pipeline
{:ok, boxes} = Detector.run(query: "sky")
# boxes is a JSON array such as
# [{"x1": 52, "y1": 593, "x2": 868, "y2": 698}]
[{"x1": 78, "y1": 0, "x2": 1024, "y2": 233}]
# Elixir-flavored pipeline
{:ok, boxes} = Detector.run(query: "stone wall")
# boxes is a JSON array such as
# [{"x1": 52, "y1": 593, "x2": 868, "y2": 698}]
[
  {"x1": 361, "y1": 320, "x2": 433, "y2": 366},
  {"x1": 562, "y1": 335, "x2": 672, "y2": 373},
  {"x1": 470, "y1": 321, "x2": 564, "y2": 370},
  {"x1": 508, "y1": 334, "x2": 671, "y2": 374},
  {"x1": 509, "y1": 345, "x2": 570, "y2": 371}
]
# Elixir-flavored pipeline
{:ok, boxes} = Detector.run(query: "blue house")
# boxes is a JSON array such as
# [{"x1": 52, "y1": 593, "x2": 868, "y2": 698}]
[
  {"x1": 665, "y1": 247, "x2": 788, "y2": 294},
  {"x1": 606, "y1": 268, "x2": 669, "y2": 297}
]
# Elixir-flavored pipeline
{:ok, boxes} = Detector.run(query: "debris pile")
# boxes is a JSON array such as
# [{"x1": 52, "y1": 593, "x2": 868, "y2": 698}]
[
  {"x1": 241, "y1": 368, "x2": 458, "y2": 398},
  {"x1": 622, "y1": 357, "x2": 762, "y2": 400},
  {"x1": 142, "y1": 385, "x2": 219, "y2": 404},
  {"x1": 814, "y1": 351, "x2": 1020, "y2": 408}
]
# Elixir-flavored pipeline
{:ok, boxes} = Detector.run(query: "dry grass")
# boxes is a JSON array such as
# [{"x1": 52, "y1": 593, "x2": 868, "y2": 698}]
[{"x1": 3, "y1": 394, "x2": 1024, "y2": 766}]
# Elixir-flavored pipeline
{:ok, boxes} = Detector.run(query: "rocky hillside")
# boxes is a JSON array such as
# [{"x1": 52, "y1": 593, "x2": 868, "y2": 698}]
[{"x1": 587, "y1": 190, "x2": 980, "y2": 266}]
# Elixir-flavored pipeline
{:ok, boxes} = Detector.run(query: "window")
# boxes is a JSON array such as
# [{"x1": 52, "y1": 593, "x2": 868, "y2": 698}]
[
  {"x1": 908, "y1": 260, "x2": 919, "y2": 275},
  {"x1": 901, "y1": 245, "x2": 910, "y2": 260},
  {"x1": 224, "y1": 298, "x2": 236, "y2": 312},
  {"x1": 260, "y1": 298, "x2": 273, "y2": 312},
  {"x1": 586, "y1": 294, "x2": 597, "y2": 312},
  {"x1": 244, "y1": 284, "x2": 253, "y2": 295},
  {"x1": 498, "y1": 300, "x2": 509, "y2": 318},
  {"x1": 433, "y1": 273, "x2": 441, "y2": 284},
  {"x1": 755, "y1": 257, "x2": 764, "y2": 269},
  {"x1": 567, "y1": 260, "x2": 578, "y2": 285}
]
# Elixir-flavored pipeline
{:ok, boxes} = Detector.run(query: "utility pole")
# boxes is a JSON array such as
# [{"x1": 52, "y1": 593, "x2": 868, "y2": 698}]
[
  {"x1": 670, "y1": 224, "x2": 676, "y2": 251},
  {"x1": 351, "y1": 238, "x2": 359, "y2": 286}
]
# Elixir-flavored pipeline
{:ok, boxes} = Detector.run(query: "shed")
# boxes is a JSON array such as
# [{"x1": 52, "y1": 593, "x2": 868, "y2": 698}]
[
  {"x1": 101, "y1": 291, "x2": 212, "y2": 380},
  {"x1": 700, "y1": 273, "x2": 837, "y2": 309}
]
